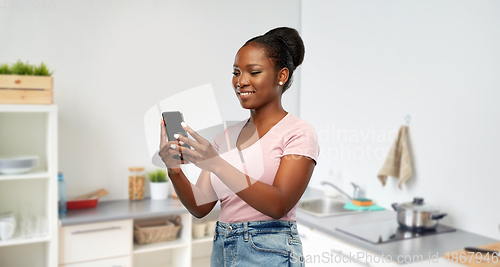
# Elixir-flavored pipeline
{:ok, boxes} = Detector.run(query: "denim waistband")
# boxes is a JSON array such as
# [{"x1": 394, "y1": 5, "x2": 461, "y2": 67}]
[{"x1": 215, "y1": 220, "x2": 298, "y2": 238}]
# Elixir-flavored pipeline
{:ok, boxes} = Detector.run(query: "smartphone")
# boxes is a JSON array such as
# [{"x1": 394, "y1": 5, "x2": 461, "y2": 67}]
[{"x1": 162, "y1": 111, "x2": 190, "y2": 160}]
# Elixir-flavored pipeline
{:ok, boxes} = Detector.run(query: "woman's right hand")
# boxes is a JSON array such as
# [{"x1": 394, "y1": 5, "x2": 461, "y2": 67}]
[{"x1": 159, "y1": 119, "x2": 188, "y2": 174}]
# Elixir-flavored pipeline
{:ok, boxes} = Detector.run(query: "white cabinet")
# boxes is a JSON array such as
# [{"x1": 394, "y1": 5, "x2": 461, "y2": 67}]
[
  {"x1": 58, "y1": 212, "x2": 202, "y2": 267},
  {"x1": 57, "y1": 206, "x2": 220, "y2": 267},
  {"x1": 59, "y1": 220, "x2": 133, "y2": 265},
  {"x1": 0, "y1": 104, "x2": 58, "y2": 267},
  {"x1": 297, "y1": 224, "x2": 465, "y2": 267},
  {"x1": 298, "y1": 223, "x2": 397, "y2": 267}
]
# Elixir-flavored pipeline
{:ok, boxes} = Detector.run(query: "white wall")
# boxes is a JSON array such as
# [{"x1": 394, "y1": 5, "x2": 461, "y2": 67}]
[
  {"x1": 0, "y1": 0, "x2": 302, "y2": 199},
  {"x1": 301, "y1": 0, "x2": 500, "y2": 238}
]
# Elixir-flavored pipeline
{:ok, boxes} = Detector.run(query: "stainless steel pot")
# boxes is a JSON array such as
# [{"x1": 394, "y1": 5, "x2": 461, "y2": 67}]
[{"x1": 391, "y1": 197, "x2": 447, "y2": 231}]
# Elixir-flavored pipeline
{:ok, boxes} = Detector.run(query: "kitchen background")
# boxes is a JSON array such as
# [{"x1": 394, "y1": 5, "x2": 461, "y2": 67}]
[{"x1": 0, "y1": 0, "x2": 498, "y2": 249}]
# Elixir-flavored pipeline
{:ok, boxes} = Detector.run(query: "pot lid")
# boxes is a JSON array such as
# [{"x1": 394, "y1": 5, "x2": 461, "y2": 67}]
[{"x1": 398, "y1": 197, "x2": 440, "y2": 212}]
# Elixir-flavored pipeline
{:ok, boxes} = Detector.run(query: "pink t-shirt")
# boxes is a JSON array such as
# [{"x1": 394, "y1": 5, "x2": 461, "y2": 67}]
[{"x1": 210, "y1": 113, "x2": 319, "y2": 223}]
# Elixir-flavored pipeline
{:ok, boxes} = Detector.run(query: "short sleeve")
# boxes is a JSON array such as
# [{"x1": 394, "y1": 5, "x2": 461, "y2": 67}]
[{"x1": 282, "y1": 120, "x2": 320, "y2": 165}]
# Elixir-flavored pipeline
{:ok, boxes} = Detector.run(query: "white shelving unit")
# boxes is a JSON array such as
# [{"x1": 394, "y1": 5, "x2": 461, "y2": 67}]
[
  {"x1": 0, "y1": 171, "x2": 50, "y2": 181},
  {"x1": 0, "y1": 104, "x2": 58, "y2": 267},
  {"x1": 132, "y1": 212, "x2": 192, "y2": 267},
  {"x1": 0, "y1": 234, "x2": 51, "y2": 248},
  {"x1": 191, "y1": 209, "x2": 219, "y2": 267},
  {"x1": 131, "y1": 209, "x2": 219, "y2": 267},
  {"x1": 191, "y1": 236, "x2": 213, "y2": 245}
]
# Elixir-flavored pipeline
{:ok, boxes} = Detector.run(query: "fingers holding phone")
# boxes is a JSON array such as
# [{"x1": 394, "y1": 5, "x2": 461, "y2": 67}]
[
  {"x1": 158, "y1": 139, "x2": 190, "y2": 167},
  {"x1": 161, "y1": 111, "x2": 192, "y2": 164},
  {"x1": 158, "y1": 120, "x2": 185, "y2": 169}
]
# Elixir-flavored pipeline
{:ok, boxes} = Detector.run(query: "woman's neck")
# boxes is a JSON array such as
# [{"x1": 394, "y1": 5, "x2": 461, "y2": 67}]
[{"x1": 248, "y1": 104, "x2": 288, "y2": 128}]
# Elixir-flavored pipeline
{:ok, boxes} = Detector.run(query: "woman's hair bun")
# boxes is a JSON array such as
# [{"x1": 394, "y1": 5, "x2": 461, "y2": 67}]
[
  {"x1": 242, "y1": 27, "x2": 305, "y2": 93},
  {"x1": 264, "y1": 27, "x2": 305, "y2": 69}
]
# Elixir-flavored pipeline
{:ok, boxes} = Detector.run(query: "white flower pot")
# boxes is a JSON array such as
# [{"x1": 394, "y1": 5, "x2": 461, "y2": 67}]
[{"x1": 150, "y1": 182, "x2": 169, "y2": 200}]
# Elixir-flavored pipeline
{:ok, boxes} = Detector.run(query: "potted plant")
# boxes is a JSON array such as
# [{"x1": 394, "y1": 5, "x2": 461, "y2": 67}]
[
  {"x1": 147, "y1": 169, "x2": 170, "y2": 200},
  {"x1": 0, "y1": 60, "x2": 54, "y2": 104}
]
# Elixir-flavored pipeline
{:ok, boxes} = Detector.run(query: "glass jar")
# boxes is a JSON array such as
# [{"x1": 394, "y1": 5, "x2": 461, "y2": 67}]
[{"x1": 128, "y1": 166, "x2": 145, "y2": 200}]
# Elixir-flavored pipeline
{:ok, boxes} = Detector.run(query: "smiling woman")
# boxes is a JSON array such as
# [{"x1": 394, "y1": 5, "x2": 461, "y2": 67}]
[{"x1": 158, "y1": 27, "x2": 319, "y2": 267}]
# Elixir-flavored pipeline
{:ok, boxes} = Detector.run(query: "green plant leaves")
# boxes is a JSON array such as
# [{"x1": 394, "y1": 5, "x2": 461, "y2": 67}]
[
  {"x1": 0, "y1": 64, "x2": 9, "y2": 74},
  {"x1": 34, "y1": 62, "x2": 53, "y2": 76},
  {"x1": 10, "y1": 60, "x2": 33, "y2": 75},
  {"x1": 147, "y1": 169, "x2": 169, "y2": 183},
  {"x1": 0, "y1": 60, "x2": 53, "y2": 76}
]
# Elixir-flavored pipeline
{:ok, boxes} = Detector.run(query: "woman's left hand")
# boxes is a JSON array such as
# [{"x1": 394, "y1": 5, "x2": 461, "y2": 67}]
[{"x1": 170, "y1": 123, "x2": 221, "y2": 173}]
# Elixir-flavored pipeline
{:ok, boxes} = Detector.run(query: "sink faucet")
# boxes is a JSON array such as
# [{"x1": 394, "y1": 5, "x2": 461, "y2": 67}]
[
  {"x1": 351, "y1": 182, "x2": 364, "y2": 199},
  {"x1": 320, "y1": 181, "x2": 353, "y2": 201},
  {"x1": 320, "y1": 181, "x2": 365, "y2": 201}
]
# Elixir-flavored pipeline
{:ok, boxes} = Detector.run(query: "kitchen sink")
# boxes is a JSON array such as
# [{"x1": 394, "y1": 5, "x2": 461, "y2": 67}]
[{"x1": 297, "y1": 197, "x2": 363, "y2": 217}]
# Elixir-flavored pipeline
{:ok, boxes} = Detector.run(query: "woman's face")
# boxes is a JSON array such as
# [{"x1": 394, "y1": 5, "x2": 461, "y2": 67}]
[{"x1": 232, "y1": 44, "x2": 282, "y2": 110}]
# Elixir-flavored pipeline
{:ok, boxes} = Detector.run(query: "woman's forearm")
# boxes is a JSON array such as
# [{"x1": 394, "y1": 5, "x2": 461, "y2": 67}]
[{"x1": 168, "y1": 168, "x2": 217, "y2": 218}]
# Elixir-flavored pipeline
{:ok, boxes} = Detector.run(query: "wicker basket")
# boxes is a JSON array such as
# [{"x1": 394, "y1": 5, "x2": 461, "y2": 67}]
[{"x1": 133, "y1": 216, "x2": 182, "y2": 244}]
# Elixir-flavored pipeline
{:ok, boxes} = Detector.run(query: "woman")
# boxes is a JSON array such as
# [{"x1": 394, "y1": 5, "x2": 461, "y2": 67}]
[{"x1": 159, "y1": 27, "x2": 319, "y2": 267}]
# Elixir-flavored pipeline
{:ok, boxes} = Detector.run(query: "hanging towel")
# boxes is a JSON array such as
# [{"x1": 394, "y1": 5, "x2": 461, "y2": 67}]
[{"x1": 377, "y1": 125, "x2": 413, "y2": 190}]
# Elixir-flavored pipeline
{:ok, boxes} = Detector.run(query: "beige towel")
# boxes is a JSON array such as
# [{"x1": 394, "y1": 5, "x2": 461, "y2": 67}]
[{"x1": 378, "y1": 125, "x2": 413, "y2": 190}]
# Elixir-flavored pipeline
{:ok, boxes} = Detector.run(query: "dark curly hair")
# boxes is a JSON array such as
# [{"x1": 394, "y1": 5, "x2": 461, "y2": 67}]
[{"x1": 244, "y1": 27, "x2": 305, "y2": 93}]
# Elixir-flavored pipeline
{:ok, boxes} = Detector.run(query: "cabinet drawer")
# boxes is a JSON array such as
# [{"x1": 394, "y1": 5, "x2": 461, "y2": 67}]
[
  {"x1": 60, "y1": 256, "x2": 131, "y2": 267},
  {"x1": 59, "y1": 220, "x2": 132, "y2": 265}
]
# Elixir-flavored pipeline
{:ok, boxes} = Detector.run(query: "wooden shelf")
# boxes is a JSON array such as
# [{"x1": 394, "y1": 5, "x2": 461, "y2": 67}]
[
  {"x1": 0, "y1": 171, "x2": 50, "y2": 181},
  {"x1": 133, "y1": 239, "x2": 190, "y2": 254},
  {"x1": 0, "y1": 234, "x2": 50, "y2": 248}
]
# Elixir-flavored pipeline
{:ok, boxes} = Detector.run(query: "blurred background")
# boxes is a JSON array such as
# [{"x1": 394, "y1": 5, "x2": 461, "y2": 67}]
[{"x1": 1, "y1": 0, "x2": 498, "y2": 241}]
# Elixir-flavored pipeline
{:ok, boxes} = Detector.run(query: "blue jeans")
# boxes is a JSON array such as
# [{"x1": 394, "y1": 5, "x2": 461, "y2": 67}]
[{"x1": 210, "y1": 220, "x2": 305, "y2": 267}]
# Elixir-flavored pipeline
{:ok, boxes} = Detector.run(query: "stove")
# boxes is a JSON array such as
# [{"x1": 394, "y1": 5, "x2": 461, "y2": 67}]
[{"x1": 336, "y1": 220, "x2": 456, "y2": 244}]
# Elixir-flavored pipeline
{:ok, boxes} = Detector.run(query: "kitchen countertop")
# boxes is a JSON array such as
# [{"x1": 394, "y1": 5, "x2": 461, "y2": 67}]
[
  {"x1": 297, "y1": 188, "x2": 499, "y2": 264},
  {"x1": 59, "y1": 197, "x2": 190, "y2": 226},
  {"x1": 59, "y1": 188, "x2": 499, "y2": 265}
]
